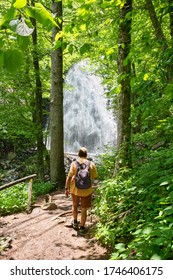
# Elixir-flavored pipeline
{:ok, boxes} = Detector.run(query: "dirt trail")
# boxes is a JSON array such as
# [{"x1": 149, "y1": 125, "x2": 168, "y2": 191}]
[{"x1": 0, "y1": 191, "x2": 108, "y2": 260}]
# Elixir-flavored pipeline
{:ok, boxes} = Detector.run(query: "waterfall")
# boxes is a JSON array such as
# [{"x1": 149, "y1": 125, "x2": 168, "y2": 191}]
[{"x1": 64, "y1": 61, "x2": 116, "y2": 154}]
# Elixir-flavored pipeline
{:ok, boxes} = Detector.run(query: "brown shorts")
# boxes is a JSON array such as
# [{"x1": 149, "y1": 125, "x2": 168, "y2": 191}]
[{"x1": 71, "y1": 194, "x2": 92, "y2": 208}]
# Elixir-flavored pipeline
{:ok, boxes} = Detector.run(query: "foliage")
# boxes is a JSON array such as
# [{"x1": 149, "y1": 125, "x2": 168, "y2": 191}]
[
  {"x1": 95, "y1": 144, "x2": 173, "y2": 260},
  {"x1": 0, "y1": 72, "x2": 37, "y2": 145},
  {"x1": 0, "y1": 183, "x2": 29, "y2": 215},
  {"x1": 32, "y1": 181, "x2": 55, "y2": 196},
  {"x1": 95, "y1": 146, "x2": 116, "y2": 180},
  {"x1": 0, "y1": 181, "x2": 55, "y2": 216}
]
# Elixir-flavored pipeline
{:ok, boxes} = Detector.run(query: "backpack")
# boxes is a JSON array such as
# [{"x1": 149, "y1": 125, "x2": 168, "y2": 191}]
[{"x1": 75, "y1": 160, "x2": 91, "y2": 189}]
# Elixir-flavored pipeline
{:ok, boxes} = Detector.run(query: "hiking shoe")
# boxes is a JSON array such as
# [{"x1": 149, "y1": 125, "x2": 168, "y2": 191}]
[
  {"x1": 78, "y1": 227, "x2": 87, "y2": 235},
  {"x1": 65, "y1": 220, "x2": 79, "y2": 228},
  {"x1": 72, "y1": 221, "x2": 79, "y2": 229}
]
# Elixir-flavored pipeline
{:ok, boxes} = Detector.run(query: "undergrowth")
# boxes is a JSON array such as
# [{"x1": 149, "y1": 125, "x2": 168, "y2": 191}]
[
  {"x1": 95, "y1": 146, "x2": 116, "y2": 180},
  {"x1": 94, "y1": 144, "x2": 173, "y2": 260},
  {"x1": 0, "y1": 181, "x2": 55, "y2": 216},
  {"x1": 0, "y1": 183, "x2": 29, "y2": 215}
]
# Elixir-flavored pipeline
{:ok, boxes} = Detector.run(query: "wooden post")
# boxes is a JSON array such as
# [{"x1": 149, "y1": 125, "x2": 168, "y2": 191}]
[{"x1": 26, "y1": 179, "x2": 33, "y2": 214}]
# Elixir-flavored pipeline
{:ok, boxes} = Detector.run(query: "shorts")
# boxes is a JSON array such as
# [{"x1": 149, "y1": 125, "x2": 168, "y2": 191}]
[{"x1": 71, "y1": 194, "x2": 92, "y2": 208}]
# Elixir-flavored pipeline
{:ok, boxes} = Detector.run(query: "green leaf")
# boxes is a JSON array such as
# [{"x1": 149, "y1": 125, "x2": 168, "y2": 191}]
[
  {"x1": 55, "y1": 31, "x2": 63, "y2": 41},
  {"x1": 133, "y1": 228, "x2": 142, "y2": 235},
  {"x1": 25, "y1": 7, "x2": 35, "y2": 18},
  {"x1": 17, "y1": 35, "x2": 31, "y2": 50},
  {"x1": 110, "y1": 252, "x2": 119, "y2": 259},
  {"x1": 116, "y1": 0, "x2": 125, "y2": 8},
  {"x1": 159, "y1": 181, "x2": 169, "y2": 186},
  {"x1": 13, "y1": 0, "x2": 27, "y2": 9},
  {"x1": 114, "y1": 243, "x2": 126, "y2": 252},
  {"x1": 164, "y1": 205, "x2": 173, "y2": 216},
  {"x1": 26, "y1": 3, "x2": 58, "y2": 31},
  {"x1": 80, "y1": 24, "x2": 87, "y2": 31},
  {"x1": 80, "y1": 43, "x2": 92, "y2": 55},
  {"x1": 68, "y1": 44, "x2": 74, "y2": 55},
  {"x1": 0, "y1": 7, "x2": 17, "y2": 28},
  {"x1": 142, "y1": 227, "x2": 152, "y2": 235},
  {"x1": 4, "y1": 49, "x2": 24, "y2": 73},
  {"x1": 77, "y1": 7, "x2": 87, "y2": 16},
  {"x1": 150, "y1": 254, "x2": 161, "y2": 260},
  {"x1": 143, "y1": 73, "x2": 149, "y2": 81},
  {"x1": 62, "y1": 42, "x2": 68, "y2": 51},
  {"x1": 106, "y1": 48, "x2": 114, "y2": 56}
]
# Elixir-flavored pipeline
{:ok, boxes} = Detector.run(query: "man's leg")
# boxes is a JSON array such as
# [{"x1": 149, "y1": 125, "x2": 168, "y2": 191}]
[
  {"x1": 80, "y1": 194, "x2": 92, "y2": 231},
  {"x1": 71, "y1": 194, "x2": 79, "y2": 228},
  {"x1": 80, "y1": 207, "x2": 87, "y2": 227},
  {"x1": 72, "y1": 204, "x2": 78, "y2": 221}
]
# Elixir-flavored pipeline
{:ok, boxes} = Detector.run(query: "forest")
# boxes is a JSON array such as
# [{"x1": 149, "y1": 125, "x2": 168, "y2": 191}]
[{"x1": 1, "y1": 0, "x2": 173, "y2": 260}]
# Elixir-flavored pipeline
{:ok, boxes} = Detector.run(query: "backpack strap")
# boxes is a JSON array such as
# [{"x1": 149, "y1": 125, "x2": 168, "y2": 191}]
[
  {"x1": 86, "y1": 160, "x2": 91, "y2": 168},
  {"x1": 74, "y1": 159, "x2": 90, "y2": 171}
]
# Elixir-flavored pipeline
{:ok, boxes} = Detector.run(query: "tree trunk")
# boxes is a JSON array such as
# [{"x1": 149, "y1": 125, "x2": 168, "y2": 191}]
[
  {"x1": 50, "y1": 0, "x2": 65, "y2": 188},
  {"x1": 31, "y1": 7, "x2": 44, "y2": 181},
  {"x1": 145, "y1": 0, "x2": 173, "y2": 82},
  {"x1": 145, "y1": 0, "x2": 167, "y2": 48},
  {"x1": 131, "y1": 63, "x2": 141, "y2": 133},
  {"x1": 114, "y1": 0, "x2": 132, "y2": 176}
]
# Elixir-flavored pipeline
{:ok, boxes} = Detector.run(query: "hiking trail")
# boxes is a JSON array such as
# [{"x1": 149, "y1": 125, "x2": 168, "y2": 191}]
[{"x1": 0, "y1": 190, "x2": 108, "y2": 260}]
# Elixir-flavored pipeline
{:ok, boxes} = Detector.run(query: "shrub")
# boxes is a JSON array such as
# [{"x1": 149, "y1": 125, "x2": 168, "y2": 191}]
[
  {"x1": 0, "y1": 183, "x2": 29, "y2": 215},
  {"x1": 95, "y1": 146, "x2": 116, "y2": 180},
  {"x1": 94, "y1": 145, "x2": 173, "y2": 260},
  {"x1": 0, "y1": 182, "x2": 55, "y2": 216},
  {"x1": 32, "y1": 181, "x2": 55, "y2": 196}
]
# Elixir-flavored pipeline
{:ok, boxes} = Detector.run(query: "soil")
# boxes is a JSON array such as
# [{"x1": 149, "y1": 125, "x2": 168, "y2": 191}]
[{"x1": 0, "y1": 190, "x2": 108, "y2": 260}]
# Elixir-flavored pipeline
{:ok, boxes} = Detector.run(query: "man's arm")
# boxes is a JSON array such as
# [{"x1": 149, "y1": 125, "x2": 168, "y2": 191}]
[
  {"x1": 91, "y1": 162, "x2": 98, "y2": 179},
  {"x1": 65, "y1": 176, "x2": 72, "y2": 197}
]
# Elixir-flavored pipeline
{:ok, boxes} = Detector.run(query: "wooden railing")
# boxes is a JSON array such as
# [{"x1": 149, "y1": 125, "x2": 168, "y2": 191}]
[{"x1": 0, "y1": 174, "x2": 37, "y2": 214}]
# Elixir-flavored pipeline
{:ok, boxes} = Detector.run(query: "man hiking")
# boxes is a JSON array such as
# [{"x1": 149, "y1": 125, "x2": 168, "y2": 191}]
[{"x1": 65, "y1": 147, "x2": 98, "y2": 234}]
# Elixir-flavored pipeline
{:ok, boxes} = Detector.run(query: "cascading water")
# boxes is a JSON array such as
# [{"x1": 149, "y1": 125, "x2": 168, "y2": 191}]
[{"x1": 64, "y1": 61, "x2": 116, "y2": 154}]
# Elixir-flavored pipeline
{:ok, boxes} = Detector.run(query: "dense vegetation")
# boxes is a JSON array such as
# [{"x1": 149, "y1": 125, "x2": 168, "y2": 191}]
[
  {"x1": 0, "y1": 181, "x2": 55, "y2": 215},
  {"x1": 1, "y1": 0, "x2": 173, "y2": 260},
  {"x1": 95, "y1": 143, "x2": 173, "y2": 260}
]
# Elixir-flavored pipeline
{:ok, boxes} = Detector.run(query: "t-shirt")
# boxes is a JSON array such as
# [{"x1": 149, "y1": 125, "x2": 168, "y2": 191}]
[{"x1": 68, "y1": 157, "x2": 98, "y2": 197}]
